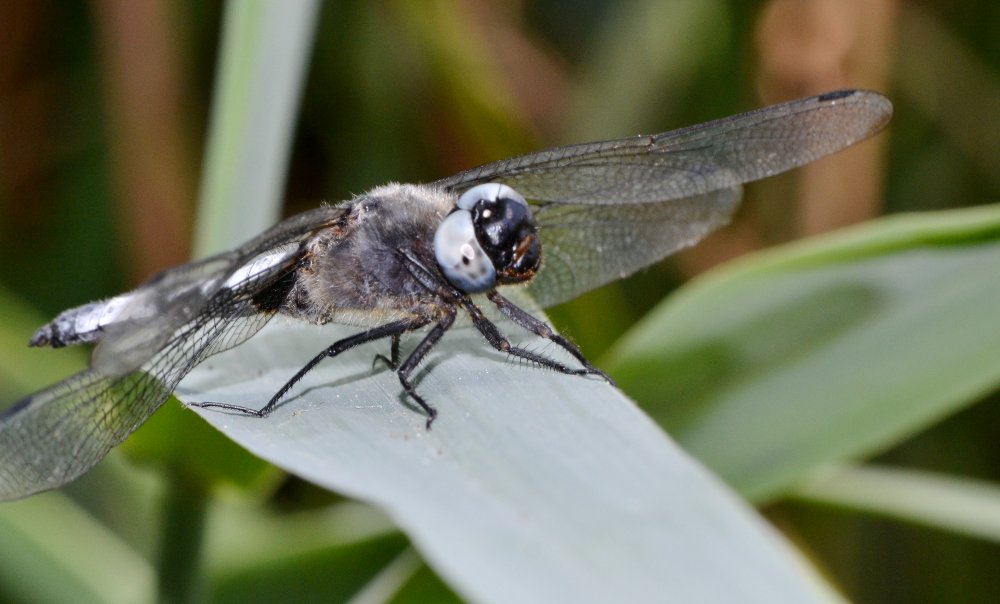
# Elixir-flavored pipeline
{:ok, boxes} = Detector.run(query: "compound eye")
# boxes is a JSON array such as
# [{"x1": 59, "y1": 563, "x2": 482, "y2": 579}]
[
  {"x1": 433, "y1": 210, "x2": 497, "y2": 293},
  {"x1": 456, "y1": 183, "x2": 526, "y2": 211},
  {"x1": 454, "y1": 183, "x2": 540, "y2": 285}
]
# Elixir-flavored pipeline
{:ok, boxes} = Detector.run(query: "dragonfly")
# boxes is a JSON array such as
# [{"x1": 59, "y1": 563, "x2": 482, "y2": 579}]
[{"x1": 0, "y1": 89, "x2": 892, "y2": 501}]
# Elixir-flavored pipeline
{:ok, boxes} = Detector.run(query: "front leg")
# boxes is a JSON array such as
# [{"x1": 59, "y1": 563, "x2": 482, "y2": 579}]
[
  {"x1": 453, "y1": 294, "x2": 609, "y2": 384},
  {"x1": 485, "y1": 290, "x2": 615, "y2": 385}
]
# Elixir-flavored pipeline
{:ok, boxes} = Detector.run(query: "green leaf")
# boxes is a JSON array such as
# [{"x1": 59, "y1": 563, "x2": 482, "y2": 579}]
[
  {"x1": 792, "y1": 464, "x2": 1000, "y2": 543},
  {"x1": 605, "y1": 203, "x2": 1000, "y2": 502},
  {"x1": 385, "y1": 558, "x2": 465, "y2": 604},
  {"x1": 194, "y1": 0, "x2": 320, "y2": 256},
  {"x1": 204, "y1": 502, "x2": 408, "y2": 604},
  {"x1": 177, "y1": 320, "x2": 841, "y2": 603},
  {"x1": 0, "y1": 493, "x2": 153, "y2": 604}
]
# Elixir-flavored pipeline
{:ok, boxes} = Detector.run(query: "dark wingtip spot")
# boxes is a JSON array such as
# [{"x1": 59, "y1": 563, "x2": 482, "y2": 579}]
[{"x1": 817, "y1": 89, "x2": 856, "y2": 102}]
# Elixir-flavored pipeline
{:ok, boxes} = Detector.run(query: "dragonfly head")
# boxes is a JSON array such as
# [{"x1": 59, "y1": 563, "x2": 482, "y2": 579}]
[{"x1": 434, "y1": 183, "x2": 540, "y2": 293}]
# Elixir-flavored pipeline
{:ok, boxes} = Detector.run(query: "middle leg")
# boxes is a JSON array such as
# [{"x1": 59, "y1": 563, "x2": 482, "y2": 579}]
[{"x1": 395, "y1": 306, "x2": 457, "y2": 428}]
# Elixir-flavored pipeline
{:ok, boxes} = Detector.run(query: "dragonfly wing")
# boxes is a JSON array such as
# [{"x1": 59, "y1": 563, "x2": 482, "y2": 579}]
[
  {"x1": 1, "y1": 205, "x2": 349, "y2": 500},
  {"x1": 0, "y1": 369, "x2": 166, "y2": 499},
  {"x1": 32, "y1": 205, "x2": 344, "y2": 376},
  {"x1": 91, "y1": 243, "x2": 299, "y2": 376},
  {"x1": 0, "y1": 279, "x2": 285, "y2": 500},
  {"x1": 524, "y1": 187, "x2": 740, "y2": 308},
  {"x1": 439, "y1": 90, "x2": 891, "y2": 305},
  {"x1": 436, "y1": 90, "x2": 891, "y2": 203}
]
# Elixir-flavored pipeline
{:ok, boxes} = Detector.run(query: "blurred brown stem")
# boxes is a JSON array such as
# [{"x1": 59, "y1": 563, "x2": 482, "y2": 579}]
[
  {"x1": 92, "y1": 0, "x2": 196, "y2": 283},
  {"x1": 756, "y1": 0, "x2": 897, "y2": 236}
]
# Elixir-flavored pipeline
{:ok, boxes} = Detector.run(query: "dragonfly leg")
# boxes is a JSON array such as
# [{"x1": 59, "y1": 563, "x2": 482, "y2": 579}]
[
  {"x1": 371, "y1": 333, "x2": 401, "y2": 370},
  {"x1": 457, "y1": 292, "x2": 613, "y2": 385},
  {"x1": 192, "y1": 317, "x2": 425, "y2": 417},
  {"x1": 395, "y1": 307, "x2": 457, "y2": 428}
]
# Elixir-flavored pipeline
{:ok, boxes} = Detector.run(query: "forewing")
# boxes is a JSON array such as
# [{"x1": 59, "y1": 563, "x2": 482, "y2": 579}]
[
  {"x1": 92, "y1": 205, "x2": 344, "y2": 376},
  {"x1": 0, "y1": 205, "x2": 347, "y2": 500},
  {"x1": 90, "y1": 253, "x2": 246, "y2": 376},
  {"x1": 436, "y1": 90, "x2": 891, "y2": 203},
  {"x1": 437, "y1": 90, "x2": 891, "y2": 306},
  {"x1": 526, "y1": 188, "x2": 740, "y2": 308}
]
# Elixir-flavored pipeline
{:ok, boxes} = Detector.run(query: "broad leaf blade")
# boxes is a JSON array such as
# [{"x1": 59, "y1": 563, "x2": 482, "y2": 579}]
[
  {"x1": 606, "y1": 204, "x2": 1000, "y2": 502},
  {"x1": 178, "y1": 321, "x2": 839, "y2": 603}
]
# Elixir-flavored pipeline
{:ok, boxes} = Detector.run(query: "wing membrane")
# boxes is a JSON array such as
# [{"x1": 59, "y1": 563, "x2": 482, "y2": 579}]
[
  {"x1": 0, "y1": 297, "x2": 273, "y2": 499},
  {"x1": 92, "y1": 205, "x2": 346, "y2": 374},
  {"x1": 436, "y1": 90, "x2": 891, "y2": 203},
  {"x1": 525, "y1": 188, "x2": 741, "y2": 307},
  {"x1": 440, "y1": 90, "x2": 891, "y2": 306},
  {"x1": 0, "y1": 205, "x2": 346, "y2": 500}
]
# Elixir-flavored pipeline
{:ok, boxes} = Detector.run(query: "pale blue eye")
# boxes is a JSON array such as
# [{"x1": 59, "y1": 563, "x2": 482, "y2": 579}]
[{"x1": 433, "y1": 209, "x2": 496, "y2": 293}]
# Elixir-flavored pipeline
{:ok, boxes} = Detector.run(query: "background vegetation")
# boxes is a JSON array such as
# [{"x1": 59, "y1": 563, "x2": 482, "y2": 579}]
[{"x1": 0, "y1": 0, "x2": 997, "y2": 602}]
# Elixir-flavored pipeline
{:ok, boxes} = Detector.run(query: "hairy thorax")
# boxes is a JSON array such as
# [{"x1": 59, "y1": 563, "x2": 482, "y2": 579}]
[{"x1": 284, "y1": 184, "x2": 455, "y2": 327}]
